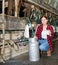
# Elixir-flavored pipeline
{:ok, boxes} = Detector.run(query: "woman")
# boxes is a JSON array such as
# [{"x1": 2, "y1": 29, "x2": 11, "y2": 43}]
[{"x1": 35, "y1": 16, "x2": 54, "y2": 56}]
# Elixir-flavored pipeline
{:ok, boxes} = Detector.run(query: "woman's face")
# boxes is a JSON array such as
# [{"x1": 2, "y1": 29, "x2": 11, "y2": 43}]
[{"x1": 41, "y1": 17, "x2": 48, "y2": 25}]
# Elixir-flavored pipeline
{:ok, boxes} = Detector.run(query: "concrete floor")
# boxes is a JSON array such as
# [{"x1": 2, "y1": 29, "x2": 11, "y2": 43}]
[{"x1": 0, "y1": 40, "x2": 58, "y2": 65}]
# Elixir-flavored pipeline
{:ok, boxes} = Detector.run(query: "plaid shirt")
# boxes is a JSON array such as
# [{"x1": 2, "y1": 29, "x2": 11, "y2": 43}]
[{"x1": 35, "y1": 24, "x2": 54, "y2": 52}]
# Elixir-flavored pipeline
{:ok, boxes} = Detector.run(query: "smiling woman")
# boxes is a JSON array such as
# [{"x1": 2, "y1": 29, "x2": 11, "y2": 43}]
[{"x1": 35, "y1": 16, "x2": 54, "y2": 56}]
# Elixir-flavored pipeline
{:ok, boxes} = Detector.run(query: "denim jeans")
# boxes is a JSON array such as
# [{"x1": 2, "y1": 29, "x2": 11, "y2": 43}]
[{"x1": 38, "y1": 39, "x2": 50, "y2": 51}]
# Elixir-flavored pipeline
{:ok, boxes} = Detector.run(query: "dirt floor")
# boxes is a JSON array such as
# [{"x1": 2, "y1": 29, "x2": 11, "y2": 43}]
[{"x1": 0, "y1": 40, "x2": 58, "y2": 65}]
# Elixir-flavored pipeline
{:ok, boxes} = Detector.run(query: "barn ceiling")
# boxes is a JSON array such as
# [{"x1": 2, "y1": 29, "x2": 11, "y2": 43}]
[{"x1": 44, "y1": 0, "x2": 58, "y2": 10}]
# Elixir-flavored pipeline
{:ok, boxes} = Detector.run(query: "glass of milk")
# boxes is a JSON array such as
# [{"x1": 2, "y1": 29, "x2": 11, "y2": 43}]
[{"x1": 46, "y1": 30, "x2": 50, "y2": 35}]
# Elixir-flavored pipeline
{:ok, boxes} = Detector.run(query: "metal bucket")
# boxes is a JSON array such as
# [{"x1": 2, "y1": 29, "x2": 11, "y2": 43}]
[{"x1": 29, "y1": 38, "x2": 40, "y2": 62}]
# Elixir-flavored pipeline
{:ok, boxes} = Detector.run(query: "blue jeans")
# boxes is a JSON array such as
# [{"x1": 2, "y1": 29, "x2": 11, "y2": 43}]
[{"x1": 38, "y1": 39, "x2": 50, "y2": 51}]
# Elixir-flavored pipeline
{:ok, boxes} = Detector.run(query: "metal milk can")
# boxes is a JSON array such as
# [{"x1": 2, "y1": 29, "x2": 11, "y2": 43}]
[{"x1": 29, "y1": 38, "x2": 40, "y2": 61}]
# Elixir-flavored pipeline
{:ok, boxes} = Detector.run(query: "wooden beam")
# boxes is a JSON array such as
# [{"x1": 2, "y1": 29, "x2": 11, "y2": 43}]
[{"x1": 25, "y1": 0, "x2": 58, "y2": 15}]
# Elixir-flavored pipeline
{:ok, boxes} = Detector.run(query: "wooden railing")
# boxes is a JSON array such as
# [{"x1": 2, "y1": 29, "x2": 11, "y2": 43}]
[{"x1": 0, "y1": 14, "x2": 27, "y2": 31}]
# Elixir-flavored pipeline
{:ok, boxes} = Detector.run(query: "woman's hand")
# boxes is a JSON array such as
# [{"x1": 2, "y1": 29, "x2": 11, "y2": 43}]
[
  {"x1": 34, "y1": 36, "x2": 38, "y2": 40},
  {"x1": 47, "y1": 30, "x2": 51, "y2": 36}
]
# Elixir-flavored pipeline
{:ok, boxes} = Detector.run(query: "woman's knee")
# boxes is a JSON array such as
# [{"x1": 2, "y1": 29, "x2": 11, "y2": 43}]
[
  {"x1": 39, "y1": 45, "x2": 49, "y2": 51},
  {"x1": 39, "y1": 45, "x2": 44, "y2": 51}
]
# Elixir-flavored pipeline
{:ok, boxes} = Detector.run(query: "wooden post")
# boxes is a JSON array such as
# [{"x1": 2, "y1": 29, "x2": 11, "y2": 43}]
[
  {"x1": 2, "y1": 0, "x2": 5, "y2": 59},
  {"x1": 17, "y1": 0, "x2": 20, "y2": 16},
  {"x1": 15, "y1": 0, "x2": 18, "y2": 17},
  {"x1": 8, "y1": 0, "x2": 13, "y2": 15}
]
